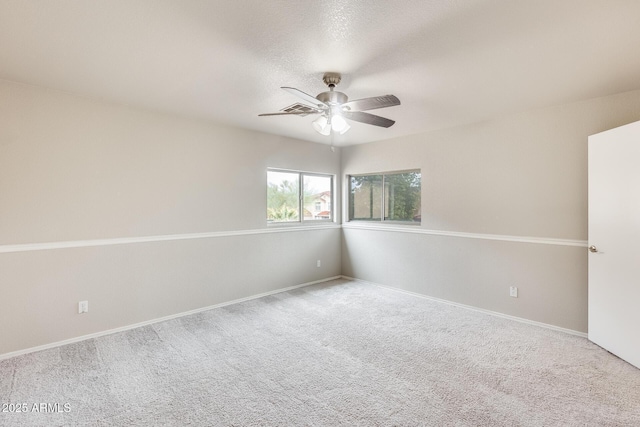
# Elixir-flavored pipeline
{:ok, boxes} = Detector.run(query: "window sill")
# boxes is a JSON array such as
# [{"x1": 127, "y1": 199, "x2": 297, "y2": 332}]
[{"x1": 267, "y1": 220, "x2": 337, "y2": 228}]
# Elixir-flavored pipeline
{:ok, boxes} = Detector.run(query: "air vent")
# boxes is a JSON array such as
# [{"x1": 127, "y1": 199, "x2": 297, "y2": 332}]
[{"x1": 281, "y1": 103, "x2": 318, "y2": 117}]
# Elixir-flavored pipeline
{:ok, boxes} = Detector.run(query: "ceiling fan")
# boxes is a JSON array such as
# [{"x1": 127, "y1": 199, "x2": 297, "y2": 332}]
[{"x1": 259, "y1": 72, "x2": 400, "y2": 135}]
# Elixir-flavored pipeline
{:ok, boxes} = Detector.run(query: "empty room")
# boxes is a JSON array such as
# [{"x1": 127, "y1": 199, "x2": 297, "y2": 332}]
[{"x1": 1, "y1": 1, "x2": 640, "y2": 425}]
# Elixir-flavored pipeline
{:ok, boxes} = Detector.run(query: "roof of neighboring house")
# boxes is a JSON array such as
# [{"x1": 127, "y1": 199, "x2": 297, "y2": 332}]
[{"x1": 312, "y1": 191, "x2": 331, "y2": 199}]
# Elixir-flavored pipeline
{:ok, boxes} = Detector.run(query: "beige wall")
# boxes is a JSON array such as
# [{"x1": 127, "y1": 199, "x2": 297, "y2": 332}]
[
  {"x1": 0, "y1": 81, "x2": 342, "y2": 355},
  {"x1": 0, "y1": 81, "x2": 341, "y2": 243},
  {"x1": 3, "y1": 78, "x2": 640, "y2": 355},
  {"x1": 341, "y1": 90, "x2": 640, "y2": 333}
]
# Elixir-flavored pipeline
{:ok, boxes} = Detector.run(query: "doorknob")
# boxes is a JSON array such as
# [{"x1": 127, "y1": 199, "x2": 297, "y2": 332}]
[{"x1": 588, "y1": 245, "x2": 598, "y2": 253}]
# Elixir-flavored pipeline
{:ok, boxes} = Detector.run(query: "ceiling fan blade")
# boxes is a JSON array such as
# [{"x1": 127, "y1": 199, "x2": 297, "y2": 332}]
[
  {"x1": 258, "y1": 111, "x2": 321, "y2": 116},
  {"x1": 281, "y1": 87, "x2": 328, "y2": 109},
  {"x1": 344, "y1": 111, "x2": 395, "y2": 128},
  {"x1": 342, "y1": 95, "x2": 400, "y2": 112}
]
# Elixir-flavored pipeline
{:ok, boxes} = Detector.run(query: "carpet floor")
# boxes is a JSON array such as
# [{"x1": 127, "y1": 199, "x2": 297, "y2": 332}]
[{"x1": 1, "y1": 278, "x2": 639, "y2": 426}]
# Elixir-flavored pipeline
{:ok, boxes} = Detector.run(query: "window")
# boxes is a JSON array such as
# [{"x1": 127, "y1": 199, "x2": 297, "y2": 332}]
[
  {"x1": 267, "y1": 169, "x2": 333, "y2": 223},
  {"x1": 349, "y1": 170, "x2": 421, "y2": 223}
]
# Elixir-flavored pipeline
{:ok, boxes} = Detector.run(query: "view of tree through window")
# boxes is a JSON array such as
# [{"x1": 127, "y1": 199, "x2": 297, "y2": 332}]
[
  {"x1": 267, "y1": 171, "x2": 299, "y2": 222},
  {"x1": 349, "y1": 171, "x2": 421, "y2": 223},
  {"x1": 267, "y1": 170, "x2": 333, "y2": 223}
]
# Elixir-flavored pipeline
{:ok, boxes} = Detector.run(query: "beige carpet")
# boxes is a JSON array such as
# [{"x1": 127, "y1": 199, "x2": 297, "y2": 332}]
[{"x1": 1, "y1": 278, "x2": 639, "y2": 426}]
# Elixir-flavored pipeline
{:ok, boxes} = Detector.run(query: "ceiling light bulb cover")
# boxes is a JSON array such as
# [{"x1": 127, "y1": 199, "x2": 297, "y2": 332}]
[
  {"x1": 338, "y1": 122, "x2": 351, "y2": 135},
  {"x1": 312, "y1": 116, "x2": 331, "y2": 135},
  {"x1": 331, "y1": 115, "x2": 348, "y2": 133}
]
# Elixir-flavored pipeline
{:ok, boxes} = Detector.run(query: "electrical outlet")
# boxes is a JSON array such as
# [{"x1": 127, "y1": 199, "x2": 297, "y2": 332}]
[
  {"x1": 509, "y1": 286, "x2": 518, "y2": 298},
  {"x1": 78, "y1": 300, "x2": 89, "y2": 314},
  {"x1": 316, "y1": 260, "x2": 321, "y2": 268}
]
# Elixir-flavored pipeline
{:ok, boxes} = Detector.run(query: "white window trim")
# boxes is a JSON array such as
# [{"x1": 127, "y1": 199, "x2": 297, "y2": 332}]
[
  {"x1": 346, "y1": 169, "x2": 421, "y2": 225},
  {"x1": 267, "y1": 168, "x2": 335, "y2": 226}
]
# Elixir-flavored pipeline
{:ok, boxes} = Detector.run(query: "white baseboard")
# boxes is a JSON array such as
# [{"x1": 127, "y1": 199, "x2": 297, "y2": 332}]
[
  {"x1": 341, "y1": 275, "x2": 588, "y2": 338},
  {"x1": 1, "y1": 274, "x2": 586, "y2": 361},
  {"x1": 0, "y1": 276, "x2": 342, "y2": 361}
]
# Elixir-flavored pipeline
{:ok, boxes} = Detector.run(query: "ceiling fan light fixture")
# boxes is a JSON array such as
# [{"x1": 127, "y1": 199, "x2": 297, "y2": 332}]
[
  {"x1": 312, "y1": 115, "x2": 331, "y2": 135},
  {"x1": 331, "y1": 114, "x2": 350, "y2": 134},
  {"x1": 339, "y1": 123, "x2": 351, "y2": 135}
]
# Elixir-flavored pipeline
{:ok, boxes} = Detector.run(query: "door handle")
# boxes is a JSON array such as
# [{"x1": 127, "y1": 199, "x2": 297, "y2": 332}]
[{"x1": 588, "y1": 245, "x2": 598, "y2": 253}]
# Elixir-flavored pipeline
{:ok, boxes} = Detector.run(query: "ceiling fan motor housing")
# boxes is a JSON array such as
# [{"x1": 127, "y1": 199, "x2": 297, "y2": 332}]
[{"x1": 316, "y1": 90, "x2": 348, "y2": 105}]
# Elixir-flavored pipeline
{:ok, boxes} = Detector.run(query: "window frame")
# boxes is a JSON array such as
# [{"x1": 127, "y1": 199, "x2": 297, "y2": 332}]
[
  {"x1": 347, "y1": 169, "x2": 421, "y2": 224},
  {"x1": 267, "y1": 168, "x2": 335, "y2": 225}
]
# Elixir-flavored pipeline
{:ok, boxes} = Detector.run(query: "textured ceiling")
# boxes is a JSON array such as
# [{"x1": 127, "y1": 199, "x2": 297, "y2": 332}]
[{"x1": 1, "y1": 0, "x2": 640, "y2": 146}]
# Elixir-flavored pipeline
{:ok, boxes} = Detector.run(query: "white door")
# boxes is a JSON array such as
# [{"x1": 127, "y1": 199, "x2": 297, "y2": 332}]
[{"x1": 588, "y1": 120, "x2": 640, "y2": 369}]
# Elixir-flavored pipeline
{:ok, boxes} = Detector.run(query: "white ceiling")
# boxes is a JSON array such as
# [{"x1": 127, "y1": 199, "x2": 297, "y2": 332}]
[{"x1": 2, "y1": 0, "x2": 640, "y2": 146}]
